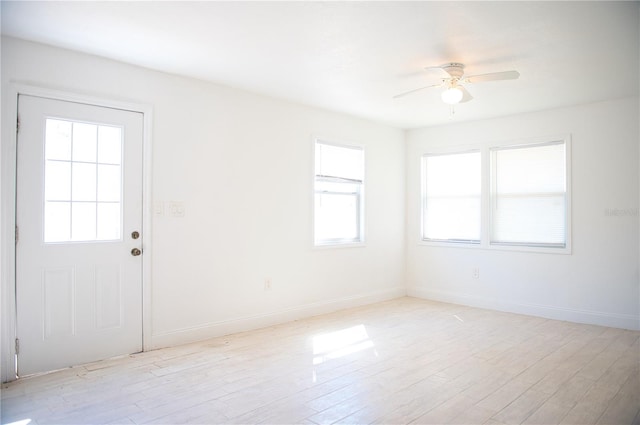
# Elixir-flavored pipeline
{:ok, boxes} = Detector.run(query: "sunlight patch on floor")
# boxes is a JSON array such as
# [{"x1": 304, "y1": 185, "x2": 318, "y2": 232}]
[{"x1": 312, "y1": 324, "x2": 374, "y2": 365}]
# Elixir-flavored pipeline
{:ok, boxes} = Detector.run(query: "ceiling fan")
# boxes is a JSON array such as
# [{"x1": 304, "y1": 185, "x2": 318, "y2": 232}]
[{"x1": 394, "y1": 62, "x2": 520, "y2": 105}]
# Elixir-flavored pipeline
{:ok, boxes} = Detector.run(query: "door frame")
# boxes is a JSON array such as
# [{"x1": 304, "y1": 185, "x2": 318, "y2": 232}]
[{"x1": 1, "y1": 84, "x2": 153, "y2": 382}]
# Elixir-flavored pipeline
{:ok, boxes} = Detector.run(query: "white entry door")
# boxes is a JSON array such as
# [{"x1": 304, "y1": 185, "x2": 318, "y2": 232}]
[{"x1": 16, "y1": 95, "x2": 144, "y2": 376}]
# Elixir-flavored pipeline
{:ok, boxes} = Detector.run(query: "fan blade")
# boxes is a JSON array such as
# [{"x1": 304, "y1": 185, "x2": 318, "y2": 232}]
[
  {"x1": 424, "y1": 66, "x2": 450, "y2": 78},
  {"x1": 464, "y1": 70, "x2": 520, "y2": 84},
  {"x1": 459, "y1": 85, "x2": 474, "y2": 103},
  {"x1": 393, "y1": 83, "x2": 442, "y2": 99}
]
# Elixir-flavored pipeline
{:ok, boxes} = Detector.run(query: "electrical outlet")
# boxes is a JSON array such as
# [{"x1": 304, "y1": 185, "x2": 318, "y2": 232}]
[
  {"x1": 472, "y1": 268, "x2": 480, "y2": 279},
  {"x1": 264, "y1": 279, "x2": 272, "y2": 291}
]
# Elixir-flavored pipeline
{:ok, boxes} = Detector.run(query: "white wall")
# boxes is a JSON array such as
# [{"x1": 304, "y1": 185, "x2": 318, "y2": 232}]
[
  {"x1": 1, "y1": 37, "x2": 406, "y2": 380},
  {"x1": 2, "y1": 36, "x2": 638, "y2": 384},
  {"x1": 406, "y1": 97, "x2": 639, "y2": 330}
]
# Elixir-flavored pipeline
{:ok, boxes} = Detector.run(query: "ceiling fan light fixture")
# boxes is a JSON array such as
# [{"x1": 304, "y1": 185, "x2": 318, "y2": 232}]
[{"x1": 441, "y1": 86, "x2": 463, "y2": 104}]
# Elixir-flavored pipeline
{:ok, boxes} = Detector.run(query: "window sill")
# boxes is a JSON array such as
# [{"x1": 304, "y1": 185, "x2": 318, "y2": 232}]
[
  {"x1": 313, "y1": 241, "x2": 366, "y2": 250},
  {"x1": 418, "y1": 239, "x2": 572, "y2": 255}
]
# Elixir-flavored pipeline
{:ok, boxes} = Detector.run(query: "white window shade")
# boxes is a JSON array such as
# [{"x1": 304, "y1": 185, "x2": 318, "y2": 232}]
[
  {"x1": 315, "y1": 142, "x2": 363, "y2": 182},
  {"x1": 491, "y1": 142, "x2": 566, "y2": 247},
  {"x1": 422, "y1": 151, "x2": 481, "y2": 242}
]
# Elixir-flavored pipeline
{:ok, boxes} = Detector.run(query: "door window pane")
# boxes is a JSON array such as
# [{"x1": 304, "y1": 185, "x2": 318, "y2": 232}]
[
  {"x1": 44, "y1": 161, "x2": 71, "y2": 201},
  {"x1": 97, "y1": 203, "x2": 121, "y2": 240},
  {"x1": 71, "y1": 163, "x2": 97, "y2": 201},
  {"x1": 97, "y1": 165, "x2": 121, "y2": 202},
  {"x1": 72, "y1": 123, "x2": 97, "y2": 162},
  {"x1": 43, "y1": 118, "x2": 123, "y2": 243},
  {"x1": 98, "y1": 126, "x2": 122, "y2": 164},
  {"x1": 71, "y1": 203, "x2": 97, "y2": 241},
  {"x1": 44, "y1": 202, "x2": 71, "y2": 243},
  {"x1": 45, "y1": 119, "x2": 72, "y2": 160}
]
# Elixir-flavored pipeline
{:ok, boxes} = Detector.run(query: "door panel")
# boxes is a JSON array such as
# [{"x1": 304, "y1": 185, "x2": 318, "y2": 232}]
[{"x1": 16, "y1": 95, "x2": 143, "y2": 376}]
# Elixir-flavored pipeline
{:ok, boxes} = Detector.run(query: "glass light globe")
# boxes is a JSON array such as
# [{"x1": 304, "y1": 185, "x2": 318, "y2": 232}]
[{"x1": 441, "y1": 87, "x2": 463, "y2": 105}]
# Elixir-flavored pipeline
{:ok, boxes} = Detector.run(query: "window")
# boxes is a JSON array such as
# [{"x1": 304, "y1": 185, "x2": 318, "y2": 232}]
[
  {"x1": 314, "y1": 140, "x2": 364, "y2": 246},
  {"x1": 44, "y1": 118, "x2": 123, "y2": 243},
  {"x1": 422, "y1": 151, "x2": 481, "y2": 243},
  {"x1": 420, "y1": 138, "x2": 570, "y2": 252},
  {"x1": 491, "y1": 142, "x2": 567, "y2": 247}
]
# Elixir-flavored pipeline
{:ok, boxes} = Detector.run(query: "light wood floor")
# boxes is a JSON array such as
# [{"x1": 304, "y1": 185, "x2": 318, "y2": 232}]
[{"x1": 2, "y1": 297, "x2": 639, "y2": 425}]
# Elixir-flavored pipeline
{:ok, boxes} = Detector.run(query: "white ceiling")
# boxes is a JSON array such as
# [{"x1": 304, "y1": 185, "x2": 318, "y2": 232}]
[{"x1": 2, "y1": 1, "x2": 639, "y2": 129}]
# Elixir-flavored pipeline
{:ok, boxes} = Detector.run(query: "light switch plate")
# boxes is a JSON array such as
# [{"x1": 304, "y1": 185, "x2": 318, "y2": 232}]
[
  {"x1": 169, "y1": 201, "x2": 185, "y2": 218},
  {"x1": 153, "y1": 201, "x2": 164, "y2": 216}
]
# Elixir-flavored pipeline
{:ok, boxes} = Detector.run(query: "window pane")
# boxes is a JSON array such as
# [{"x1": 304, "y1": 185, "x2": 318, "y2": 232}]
[
  {"x1": 492, "y1": 142, "x2": 566, "y2": 246},
  {"x1": 71, "y1": 202, "x2": 97, "y2": 241},
  {"x1": 72, "y1": 163, "x2": 97, "y2": 201},
  {"x1": 98, "y1": 126, "x2": 122, "y2": 165},
  {"x1": 45, "y1": 119, "x2": 72, "y2": 160},
  {"x1": 423, "y1": 152, "x2": 481, "y2": 242},
  {"x1": 493, "y1": 195, "x2": 565, "y2": 244},
  {"x1": 97, "y1": 165, "x2": 121, "y2": 202},
  {"x1": 315, "y1": 193, "x2": 358, "y2": 242},
  {"x1": 72, "y1": 123, "x2": 97, "y2": 162},
  {"x1": 44, "y1": 160, "x2": 71, "y2": 201},
  {"x1": 44, "y1": 202, "x2": 71, "y2": 242},
  {"x1": 97, "y1": 203, "x2": 121, "y2": 240},
  {"x1": 424, "y1": 197, "x2": 481, "y2": 241}
]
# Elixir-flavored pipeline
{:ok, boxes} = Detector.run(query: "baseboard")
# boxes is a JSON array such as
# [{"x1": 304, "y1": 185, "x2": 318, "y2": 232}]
[
  {"x1": 407, "y1": 287, "x2": 640, "y2": 331},
  {"x1": 150, "y1": 286, "x2": 407, "y2": 349}
]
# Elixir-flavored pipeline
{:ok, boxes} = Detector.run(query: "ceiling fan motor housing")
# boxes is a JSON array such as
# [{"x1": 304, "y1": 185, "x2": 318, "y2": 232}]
[{"x1": 442, "y1": 63, "x2": 465, "y2": 79}]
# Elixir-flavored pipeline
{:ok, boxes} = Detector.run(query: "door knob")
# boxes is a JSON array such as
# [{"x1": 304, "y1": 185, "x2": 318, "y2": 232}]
[{"x1": 131, "y1": 248, "x2": 142, "y2": 256}]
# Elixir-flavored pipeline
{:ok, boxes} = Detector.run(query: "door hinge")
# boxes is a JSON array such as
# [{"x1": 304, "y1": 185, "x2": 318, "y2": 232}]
[
  {"x1": 15, "y1": 338, "x2": 20, "y2": 355},
  {"x1": 16, "y1": 115, "x2": 20, "y2": 134},
  {"x1": 15, "y1": 225, "x2": 19, "y2": 244}
]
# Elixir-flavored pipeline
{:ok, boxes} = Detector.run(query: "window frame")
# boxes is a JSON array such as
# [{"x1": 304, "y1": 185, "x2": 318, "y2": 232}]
[
  {"x1": 313, "y1": 139, "x2": 365, "y2": 248},
  {"x1": 419, "y1": 135, "x2": 572, "y2": 254}
]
